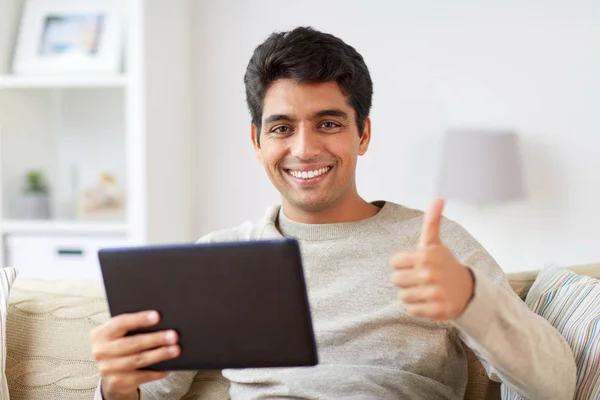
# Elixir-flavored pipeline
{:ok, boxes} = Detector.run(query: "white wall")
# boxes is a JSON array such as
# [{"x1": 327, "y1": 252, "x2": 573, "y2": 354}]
[
  {"x1": 143, "y1": 0, "x2": 194, "y2": 243},
  {"x1": 191, "y1": 0, "x2": 600, "y2": 272}
]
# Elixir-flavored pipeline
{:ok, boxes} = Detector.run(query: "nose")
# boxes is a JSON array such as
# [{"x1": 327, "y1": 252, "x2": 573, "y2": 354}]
[{"x1": 290, "y1": 124, "x2": 322, "y2": 161}]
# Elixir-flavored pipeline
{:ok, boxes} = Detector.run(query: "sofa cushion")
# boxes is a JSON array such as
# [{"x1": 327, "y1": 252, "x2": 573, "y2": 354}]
[
  {"x1": 501, "y1": 266, "x2": 600, "y2": 399},
  {"x1": 0, "y1": 268, "x2": 18, "y2": 400},
  {"x1": 6, "y1": 278, "x2": 108, "y2": 400},
  {"x1": 505, "y1": 263, "x2": 600, "y2": 300}
]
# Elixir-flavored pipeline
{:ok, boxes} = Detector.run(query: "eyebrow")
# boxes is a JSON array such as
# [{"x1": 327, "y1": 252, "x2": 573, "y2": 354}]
[
  {"x1": 263, "y1": 109, "x2": 349, "y2": 125},
  {"x1": 263, "y1": 114, "x2": 295, "y2": 125},
  {"x1": 313, "y1": 109, "x2": 349, "y2": 120}
]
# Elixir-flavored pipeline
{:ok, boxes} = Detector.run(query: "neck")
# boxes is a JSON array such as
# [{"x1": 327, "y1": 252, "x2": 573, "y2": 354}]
[{"x1": 281, "y1": 192, "x2": 379, "y2": 224}]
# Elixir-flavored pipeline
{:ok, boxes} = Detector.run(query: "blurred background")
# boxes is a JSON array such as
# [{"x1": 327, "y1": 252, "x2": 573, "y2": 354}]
[{"x1": 0, "y1": 0, "x2": 598, "y2": 280}]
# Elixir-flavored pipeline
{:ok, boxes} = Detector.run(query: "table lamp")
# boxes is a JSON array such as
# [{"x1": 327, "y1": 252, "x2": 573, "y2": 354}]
[{"x1": 437, "y1": 129, "x2": 526, "y2": 205}]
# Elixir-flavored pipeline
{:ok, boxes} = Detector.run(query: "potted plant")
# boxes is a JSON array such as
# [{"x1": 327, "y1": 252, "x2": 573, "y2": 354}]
[{"x1": 21, "y1": 170, "x2": 51, "y2": 219}]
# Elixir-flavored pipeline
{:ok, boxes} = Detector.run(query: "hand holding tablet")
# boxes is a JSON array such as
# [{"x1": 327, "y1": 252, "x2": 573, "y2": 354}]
[{"x1": 94, "y1": 239, "x2": 318, "y2": 373}]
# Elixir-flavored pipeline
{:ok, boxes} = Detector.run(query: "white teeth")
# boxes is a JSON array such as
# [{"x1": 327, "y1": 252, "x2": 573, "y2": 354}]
[{"x1": 288, "y1": 167, "x2": 331, "y2": 179}]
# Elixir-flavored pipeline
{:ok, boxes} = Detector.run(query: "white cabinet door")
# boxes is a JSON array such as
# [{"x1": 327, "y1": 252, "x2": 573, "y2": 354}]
[{"x1": 5, "y1": 234, "x2": 129, "y2": 281}]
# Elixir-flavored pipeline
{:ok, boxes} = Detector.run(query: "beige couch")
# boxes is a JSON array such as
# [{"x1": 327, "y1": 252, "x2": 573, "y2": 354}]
[{"x1": 6, "y1": 263, "x2": 600, "y2": 400}]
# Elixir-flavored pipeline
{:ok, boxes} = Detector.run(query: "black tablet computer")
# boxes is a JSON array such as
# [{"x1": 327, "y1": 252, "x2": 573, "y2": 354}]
[{"x1": 98, "y1": 238, "x2": 318, "y2": 371}]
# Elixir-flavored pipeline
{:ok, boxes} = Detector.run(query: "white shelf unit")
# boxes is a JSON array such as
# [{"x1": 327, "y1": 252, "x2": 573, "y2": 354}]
[
  {"x1": 0, "y1": 0, "x2": 194, "y2": 280},
  {"x1": 0, "y1": 75, "x2": 128, "y2": 89},
  {"x1": 2, "y1": 220, "x2": 128, "y2": 235}
]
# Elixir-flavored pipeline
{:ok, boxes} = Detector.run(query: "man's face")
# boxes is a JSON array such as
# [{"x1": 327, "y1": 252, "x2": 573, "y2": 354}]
[{"x1": 252, "y1": 79, "x2": 371, "y2": 213}]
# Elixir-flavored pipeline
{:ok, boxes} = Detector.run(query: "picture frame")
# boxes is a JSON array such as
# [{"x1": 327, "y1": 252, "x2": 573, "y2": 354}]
[{"x1": 12, "y1": 0, "x2": 123, "y2": 75}]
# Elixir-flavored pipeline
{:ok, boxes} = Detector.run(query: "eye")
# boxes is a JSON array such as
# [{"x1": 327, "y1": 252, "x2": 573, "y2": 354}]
[
  {"x1": 271, "y1": 125, "x2": 292, "y2": 134},
  {"x1": 320, "y1": 121, "x2": 341, "y2": 129}
]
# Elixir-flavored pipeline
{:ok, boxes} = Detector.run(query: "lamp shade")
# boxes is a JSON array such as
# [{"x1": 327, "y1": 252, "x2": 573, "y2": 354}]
[{"x1": 437, "y1": 129, "x2": 526, "y2": 204}]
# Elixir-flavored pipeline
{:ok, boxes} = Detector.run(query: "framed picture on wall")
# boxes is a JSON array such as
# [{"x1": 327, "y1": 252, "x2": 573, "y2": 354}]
[{"x1": 12, "y1": 0, "x2": 123, "y2": 75}]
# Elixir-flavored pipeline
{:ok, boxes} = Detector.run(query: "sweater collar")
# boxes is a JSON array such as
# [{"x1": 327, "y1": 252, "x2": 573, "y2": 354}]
[{"x1": 272, "y1": 201, "x2": 390, "y2": 241}]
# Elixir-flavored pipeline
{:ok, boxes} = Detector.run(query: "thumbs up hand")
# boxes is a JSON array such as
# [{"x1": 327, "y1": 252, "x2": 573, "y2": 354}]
[{"x1": 390, "y1": 199, "x2": 475, "y2": 321}]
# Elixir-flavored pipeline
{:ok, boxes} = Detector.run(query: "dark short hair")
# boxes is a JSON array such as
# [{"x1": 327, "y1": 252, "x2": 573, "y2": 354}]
[{"x1": 244, "y1": 26, "x2": 373, "y2": 143}]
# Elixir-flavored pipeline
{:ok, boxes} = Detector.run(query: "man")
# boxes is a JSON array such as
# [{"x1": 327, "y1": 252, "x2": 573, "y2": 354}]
[{"x1": 92, "y1": 27, "x2": 576, "y2": 399}]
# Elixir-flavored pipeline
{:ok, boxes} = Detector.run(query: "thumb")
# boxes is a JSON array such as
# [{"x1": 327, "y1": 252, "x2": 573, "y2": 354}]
[{"x1": 419, "y1": 198, "x2": 445, "y2": 248}]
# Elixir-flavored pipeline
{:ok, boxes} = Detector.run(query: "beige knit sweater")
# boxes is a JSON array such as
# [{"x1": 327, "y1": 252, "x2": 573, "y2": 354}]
[{"x1": 96, "y1": 201, "x2": 576, "y2": 399}]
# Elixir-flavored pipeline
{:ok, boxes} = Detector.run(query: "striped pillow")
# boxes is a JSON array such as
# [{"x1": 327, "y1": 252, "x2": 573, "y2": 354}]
[
  {"x1": 0, "y1": 268, "x2": 18, "y2": 400},
  {"x1": 501, "y1": 266, "x2": 600, "y2": 400}
]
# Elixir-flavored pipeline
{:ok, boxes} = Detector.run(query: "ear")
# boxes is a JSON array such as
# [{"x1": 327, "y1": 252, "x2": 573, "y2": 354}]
[
  {"x1": 251, "y1": 124, "x2": 264, "y2": 164},
  {"x1": 358, "y1": 117, "x2": 371, "y2": 156}
]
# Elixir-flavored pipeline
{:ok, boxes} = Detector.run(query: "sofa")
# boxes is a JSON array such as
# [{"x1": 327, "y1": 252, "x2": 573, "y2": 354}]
[{"x1": 5, "y1": 263, "x2": 600, "y2": 400}]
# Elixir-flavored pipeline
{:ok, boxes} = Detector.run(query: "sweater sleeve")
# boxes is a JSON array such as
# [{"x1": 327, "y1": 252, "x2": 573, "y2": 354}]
[
  {"x1": 138, "y1": 371, "x2": 197, "y2": 399},
  {"x1": 94, "y1": 372, "x2": 196, "y2": 400},
  {"x1": 93, "y1": 381, "x2": 104, "y2": 400},
  {"x1": 441, "y1": 220, "x2": 577, "y2": 400}
]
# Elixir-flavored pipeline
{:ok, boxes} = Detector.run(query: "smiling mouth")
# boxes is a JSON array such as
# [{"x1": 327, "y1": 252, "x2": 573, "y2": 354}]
[{"x1": 284, "y1": 166, "x2": 333, "y2": 180}]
